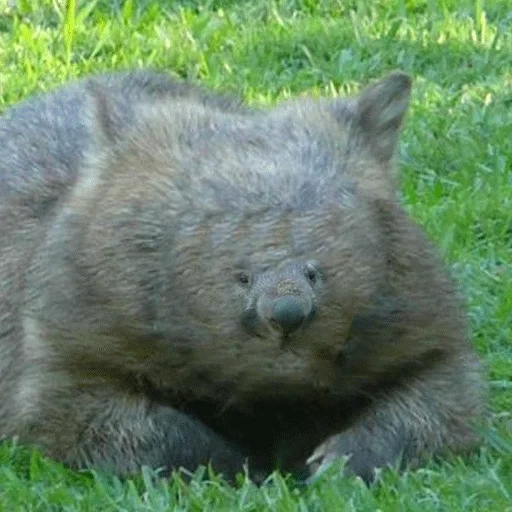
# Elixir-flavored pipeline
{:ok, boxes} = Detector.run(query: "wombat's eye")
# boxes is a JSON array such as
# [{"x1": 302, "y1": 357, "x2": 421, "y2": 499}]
[
  {"x1": 305, "y1": 263, "x2": 317, "y2": 283},
  {"x1": 237, "y1": 272, "x2": 251, "y2": 286}
]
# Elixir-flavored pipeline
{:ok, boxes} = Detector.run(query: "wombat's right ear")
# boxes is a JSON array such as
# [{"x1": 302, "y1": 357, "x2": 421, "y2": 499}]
[{"x1": 83, "y1": 80, "x2": 120, "y2": 149}]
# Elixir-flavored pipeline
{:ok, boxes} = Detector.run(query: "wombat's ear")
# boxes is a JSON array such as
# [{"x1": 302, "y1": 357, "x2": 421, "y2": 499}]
[
  {"x1": 83, "y1": 80, "x2": 121, "y2": 149},
  {"x1": 352, "y1": 70, "x2": 412, "y2": 163}
]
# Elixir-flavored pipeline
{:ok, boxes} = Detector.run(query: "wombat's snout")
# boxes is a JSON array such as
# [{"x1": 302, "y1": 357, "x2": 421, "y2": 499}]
[
  {"x1": 241, "y1": 262, "x2": 319, "y2": 337},
  {"x1": 271, "y1": 295, "x2": 308, "y2": 334}
]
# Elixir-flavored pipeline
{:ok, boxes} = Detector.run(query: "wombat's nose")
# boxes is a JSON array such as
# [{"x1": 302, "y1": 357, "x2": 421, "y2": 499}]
[{"x1": 271, "y1": 295, "x2": 306, "y2": 334}]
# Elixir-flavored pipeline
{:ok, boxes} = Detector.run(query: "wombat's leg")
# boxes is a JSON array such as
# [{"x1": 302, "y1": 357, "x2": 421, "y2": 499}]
[
  {"x1": 35, "y1": 391, "x2": 250, "y2": 482},
  {"x1": 307, "y1": 357, "x2": 484, "y2": 483}
]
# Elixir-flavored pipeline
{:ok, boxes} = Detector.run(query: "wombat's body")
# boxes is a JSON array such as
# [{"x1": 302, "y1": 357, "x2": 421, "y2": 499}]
[{"x1": 0, "y1": 69, "x2": 484, "y2": 483}]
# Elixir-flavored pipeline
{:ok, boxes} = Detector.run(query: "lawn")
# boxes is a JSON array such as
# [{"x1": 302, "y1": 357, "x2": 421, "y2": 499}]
[{"x1": 0, "y1": 0, "x2": 511, "y2": 510}]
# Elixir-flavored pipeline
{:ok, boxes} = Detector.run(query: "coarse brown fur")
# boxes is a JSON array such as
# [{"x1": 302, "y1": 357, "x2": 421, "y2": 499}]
[{"x1": 0, "y1": 69, "x2": 485, "y2": 484}]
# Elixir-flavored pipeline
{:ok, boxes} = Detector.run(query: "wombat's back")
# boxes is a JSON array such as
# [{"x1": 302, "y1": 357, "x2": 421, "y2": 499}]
[{"x1": 0, "y1": 70, "x2": 247, "y2": 213}]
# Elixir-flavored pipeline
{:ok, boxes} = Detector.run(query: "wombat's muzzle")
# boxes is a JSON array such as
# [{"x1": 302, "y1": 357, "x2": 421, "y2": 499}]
[
  {"x1": 241, "y1": 275, "x2": 317, "y2": 337},
  {"x1": 271, "y1": 295, "x2": 309, "y2": 334}
]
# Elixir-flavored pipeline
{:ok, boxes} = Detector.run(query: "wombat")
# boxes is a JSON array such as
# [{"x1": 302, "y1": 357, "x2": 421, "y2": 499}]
[{"x1": 0, "y1": 68, "x2": 485, "y2": 484}]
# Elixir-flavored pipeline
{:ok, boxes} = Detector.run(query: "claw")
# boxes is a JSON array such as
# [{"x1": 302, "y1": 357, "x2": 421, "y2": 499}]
[
  {"x1": 306, "y1": 443, "x2": 326, "y2": 467},
  {"x1": 306, "y1": 435, "x2": 354, "y2": 483}
]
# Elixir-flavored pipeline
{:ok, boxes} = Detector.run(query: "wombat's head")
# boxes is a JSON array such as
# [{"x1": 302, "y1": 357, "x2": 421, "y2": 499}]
[{"x1": 55, "y1": 70, "x2": 412, "y2": 403}]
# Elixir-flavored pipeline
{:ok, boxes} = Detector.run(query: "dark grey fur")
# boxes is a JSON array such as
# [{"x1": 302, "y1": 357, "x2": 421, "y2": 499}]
[{"x1": 0, "y1": 69, "x2": 485, "y2": 484}]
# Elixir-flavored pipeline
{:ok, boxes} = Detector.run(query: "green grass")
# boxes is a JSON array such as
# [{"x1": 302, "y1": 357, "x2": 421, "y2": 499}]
[{"x1": 0, "y1": 0, "x2": 511, "y2": 509}]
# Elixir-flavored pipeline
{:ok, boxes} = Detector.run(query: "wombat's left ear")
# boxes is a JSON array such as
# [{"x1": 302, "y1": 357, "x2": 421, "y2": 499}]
[{"x1": 352, "y1": 71, "x2": 412, "y2": 163}]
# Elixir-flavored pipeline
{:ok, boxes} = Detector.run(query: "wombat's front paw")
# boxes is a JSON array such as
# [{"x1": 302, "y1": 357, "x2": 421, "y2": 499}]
[
  {"x1": 306, "y1": 434, "x2": 346, "y2": 478},
  {"x1": 306, "y1": 429, "x2": 404, "y2": 484}
]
